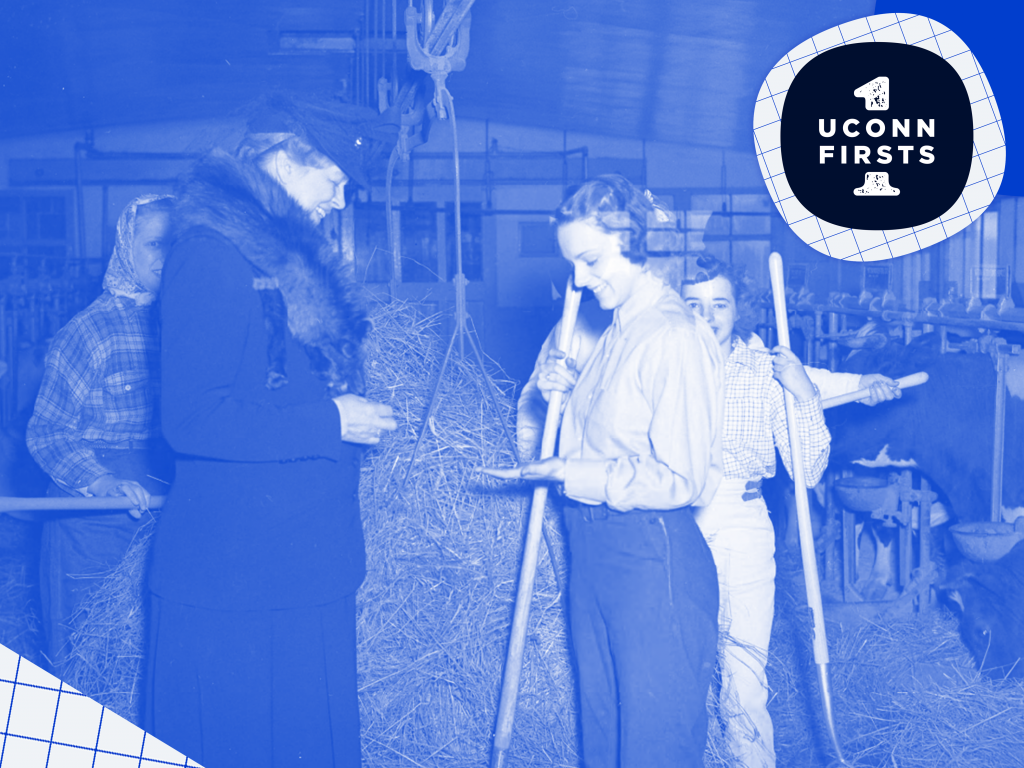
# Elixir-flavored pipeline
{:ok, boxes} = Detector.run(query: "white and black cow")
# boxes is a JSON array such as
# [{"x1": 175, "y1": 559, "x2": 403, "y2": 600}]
[
  {"x1": 826, "y1": 330, "x2": 1024, "y2": 526},
  {"x1": 941, "y1": 540, "x2": 1024, "y2": 678}
]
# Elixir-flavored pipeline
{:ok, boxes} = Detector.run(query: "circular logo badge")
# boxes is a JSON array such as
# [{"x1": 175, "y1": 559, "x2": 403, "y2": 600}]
[{"x1": 755, "y1": 14, "x2": 1005, "y2": 261}]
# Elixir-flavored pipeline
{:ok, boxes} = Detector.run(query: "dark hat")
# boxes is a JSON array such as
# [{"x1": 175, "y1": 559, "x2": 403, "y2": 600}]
[{"x1": 245, "y1": 94, "x2": 398, "y2": 188}]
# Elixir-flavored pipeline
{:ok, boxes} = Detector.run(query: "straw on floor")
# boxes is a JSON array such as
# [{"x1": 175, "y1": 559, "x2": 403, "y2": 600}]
[
  {"x1": 58, "y1": 299, "x2": 578, "y2": 767},
  {"x1": 53, "y1": 297, "x2": 1024, "y2": 768}
]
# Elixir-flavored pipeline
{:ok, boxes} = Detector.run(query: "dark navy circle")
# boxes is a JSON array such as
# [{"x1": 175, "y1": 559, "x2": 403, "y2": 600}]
[{"x1": 781, "y1": 42, "x2": 974, "y2": 230}]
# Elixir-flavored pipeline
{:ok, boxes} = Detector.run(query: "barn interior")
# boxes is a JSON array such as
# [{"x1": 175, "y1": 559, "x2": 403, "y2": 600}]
[{"x1": 1, "y1": 1, "x2": 1024, "y2": 766}]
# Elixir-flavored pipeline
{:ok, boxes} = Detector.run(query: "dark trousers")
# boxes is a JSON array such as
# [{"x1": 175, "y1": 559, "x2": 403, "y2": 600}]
[
  {"x1": 564, "y1": 504, "x2": 719, "y2": 768},
  {"x1": 39, "y1": 445, "x2": 172, "y2": 672}
]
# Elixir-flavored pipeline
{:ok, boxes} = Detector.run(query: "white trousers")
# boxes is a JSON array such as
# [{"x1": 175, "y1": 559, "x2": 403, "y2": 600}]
[{"x1": 694, "y1": 478, "x2": 777, "y2": 768}]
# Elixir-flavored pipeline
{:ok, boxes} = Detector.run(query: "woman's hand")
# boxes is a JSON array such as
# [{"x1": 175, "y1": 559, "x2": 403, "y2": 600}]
[
  {"x1": 480, "y1": 457, "x2": 567, "y2": 483},
  {"x1": 771, "y1": 346, "x2": 817, "y2": 402},
  {"x1": 857, "y1": 373, "x2": 902, "y2": 406},
  {"x1": 537, "y1": 348, "x2": 579, "y2": 403},
  {"x1": 87, "y1": 474, "x2": 150, "y2": 519},
  {"x1": 333, "y1": 394, "x2": 398, "y2": 445}
]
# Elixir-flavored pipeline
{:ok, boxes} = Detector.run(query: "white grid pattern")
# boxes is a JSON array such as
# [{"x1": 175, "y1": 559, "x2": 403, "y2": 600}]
[
  {"x1": 1, "y1": 644, "x2": 201, "y2": 768},
  {"x1": 754, "y1": 13, "x2": 1006, "y2": 262}
]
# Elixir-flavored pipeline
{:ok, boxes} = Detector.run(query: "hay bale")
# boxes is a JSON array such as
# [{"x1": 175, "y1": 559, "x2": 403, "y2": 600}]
[{"x1": 357, "y1": 300, "x2": 576, "y2": 768}]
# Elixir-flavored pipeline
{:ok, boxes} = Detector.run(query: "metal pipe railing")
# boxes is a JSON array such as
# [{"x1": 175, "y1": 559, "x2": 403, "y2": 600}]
[{"x1": 774, "y1": 299, "x2": 1022, "y2": 526}]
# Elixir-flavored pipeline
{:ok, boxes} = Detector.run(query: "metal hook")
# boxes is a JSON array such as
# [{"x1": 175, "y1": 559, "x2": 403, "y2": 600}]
[{"x1": 405, "y1": 1, "x2": 472, "y2": 119}]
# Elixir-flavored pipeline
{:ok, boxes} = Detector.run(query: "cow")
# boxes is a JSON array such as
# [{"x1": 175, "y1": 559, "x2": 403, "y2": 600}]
[
  {"x1": 941, "y1": 539, "x2": 1024, "y2": 678},
  {"x1": 826, "y1": 329, "x2": 1024, "y2": 527},
  {"x1": 818, "y1": 326, "x2": 1024, "y2": 606}
]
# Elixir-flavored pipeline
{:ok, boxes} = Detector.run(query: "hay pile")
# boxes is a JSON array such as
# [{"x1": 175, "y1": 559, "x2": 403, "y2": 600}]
[
  {"x1": 756, "y1": 554, "x2": 1024, "y2": 768},
  {"x1": 58, "y1": 299, "x2": 577, "y2": 766},
  {"x1": 828, "y1": 613, "x2": 1024, "y2": 767},
  {"x1": 356, "y1": 300, "x2": 576, "y2": 767},
  {"x1": 61, "y1": 518, "x2": 154, "y2": 718},
  {"x1": 0, "y1": 514, "x2": 44, "y2": 667},
  {"x1": 49, "y1": 297, "x2": 1024, "y2": 768}
]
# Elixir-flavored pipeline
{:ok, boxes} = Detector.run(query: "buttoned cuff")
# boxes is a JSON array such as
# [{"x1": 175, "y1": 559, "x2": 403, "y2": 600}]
[{"x1": 563, "y1": 459, "x2": 608, "y2": 505}]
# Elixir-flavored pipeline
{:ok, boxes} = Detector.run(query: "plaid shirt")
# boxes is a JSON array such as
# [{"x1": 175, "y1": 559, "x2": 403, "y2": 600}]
[
  {"x1": 723, "y1": 334, "x2": 830, "y2": 486},
  {"x1": 27, "y1": 292, "x2": 161, "y2": 492}
]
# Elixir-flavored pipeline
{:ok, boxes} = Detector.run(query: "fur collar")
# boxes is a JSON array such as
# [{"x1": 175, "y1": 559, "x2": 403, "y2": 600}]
[{"x1": 172, "y1": 150, "x2": 369, "y2": 396}]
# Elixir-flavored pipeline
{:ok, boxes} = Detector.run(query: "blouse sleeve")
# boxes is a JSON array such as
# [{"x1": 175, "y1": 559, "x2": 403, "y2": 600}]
[
  {"x1": 768, "y1": 374, "x2": 831, "y2": 487},
  {"x1": 563, "y1": 322, "x2": 724, "y2": 511},
  {"x1": 804, "y1": 366, "x2": 863, "y2": 401},
  {"x1": 160, "y1": 233, "x2": 343, "y2": 463}
]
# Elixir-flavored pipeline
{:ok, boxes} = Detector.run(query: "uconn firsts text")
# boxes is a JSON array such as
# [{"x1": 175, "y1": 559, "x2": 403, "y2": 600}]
[{"x1": 818, "y1": 118, "x2": 936, "y2": 165}]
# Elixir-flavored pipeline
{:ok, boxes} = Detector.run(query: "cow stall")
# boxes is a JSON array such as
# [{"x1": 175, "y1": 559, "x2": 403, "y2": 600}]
[{"x1": 762, "y1": 291, "x2": 1024, "y2": 615}]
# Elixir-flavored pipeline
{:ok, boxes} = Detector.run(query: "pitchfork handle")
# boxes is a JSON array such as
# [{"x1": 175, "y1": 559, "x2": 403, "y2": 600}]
[
  {"x1": 491, "y1": 276, "x2": 581, "y2": 767},
  {"x1": 821, "y1": 372, "x2": 929, "y2": 409},
  {"x1": 770, "y1": 251, "x2": 852, "y2": 767},
  {"x1": 0, "y1": 495, "x2": 167, "y2": 513}
]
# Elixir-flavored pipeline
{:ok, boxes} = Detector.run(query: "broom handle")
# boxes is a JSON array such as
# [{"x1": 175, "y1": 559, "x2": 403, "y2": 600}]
[
  {"x1": 0, "y1": 495, "x2": 166, "y2": 513},
  {"x1": 821, "y1": 372, "x2": 929, "y2": 409},
  {"x1": 770, "y1": 252, "x2": 851, "y2": 767},
  {"x1": 491, "y1": 277, "x2": 581, "y2": 768}
]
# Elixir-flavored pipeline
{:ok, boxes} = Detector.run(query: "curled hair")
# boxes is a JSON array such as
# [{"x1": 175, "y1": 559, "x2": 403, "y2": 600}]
[
  {"x1": 236, "y1": 132, "x2": 332, "y2": 171},
  {"x1": 553, "y1": 174, "x2": 671, "y2": 264},
  {"x1": 680, "y1": 253, "x2": 758, "y2": 341}
]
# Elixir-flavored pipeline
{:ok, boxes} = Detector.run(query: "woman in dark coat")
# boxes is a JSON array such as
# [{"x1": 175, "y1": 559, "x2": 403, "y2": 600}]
[{"x1": 144, "y1": 96, "x2": 396, "y2": 767}]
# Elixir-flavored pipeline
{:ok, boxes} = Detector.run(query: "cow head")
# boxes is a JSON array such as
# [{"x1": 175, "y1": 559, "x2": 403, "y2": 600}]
[{"x1": 941, "y1": 553, "x2": 1024, "y2": 678}]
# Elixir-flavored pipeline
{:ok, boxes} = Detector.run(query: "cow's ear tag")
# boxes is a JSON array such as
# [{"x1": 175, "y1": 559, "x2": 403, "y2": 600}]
[{"x1": 946, "y1": 589, "x2": 965, "y2": 613}]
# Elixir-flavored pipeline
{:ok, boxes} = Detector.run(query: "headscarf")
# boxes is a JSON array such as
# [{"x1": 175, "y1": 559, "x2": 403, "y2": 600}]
[{"x1": 102, "y1": 194, "x2": 173, "y2": 306}]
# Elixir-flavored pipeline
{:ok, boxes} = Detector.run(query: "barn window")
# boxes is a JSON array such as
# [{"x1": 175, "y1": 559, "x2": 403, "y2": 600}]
[
  {"x1": 0, "y1": 192, "x2": 73, "y2": 280},
  {"x1": 400, "y1": 203, "x2": 440, "y2": 283},
  {"x1": 352, "y1": 201, "x2": 392, "y2": 283}
]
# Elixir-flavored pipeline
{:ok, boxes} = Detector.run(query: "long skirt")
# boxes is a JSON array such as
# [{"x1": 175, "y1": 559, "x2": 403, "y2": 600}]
[
  {"x1": 144, "y1": 592, "x2": 361, "y2": 768},
  {"x1": 694, "y1": 478, "x2": 777, "y2": 768},
  {"x1": 563, "y1": 502, "x2": 719, "y2": 768}
]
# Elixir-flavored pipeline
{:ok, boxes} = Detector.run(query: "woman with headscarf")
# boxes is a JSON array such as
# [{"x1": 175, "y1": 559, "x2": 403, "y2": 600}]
[
  {"x1": 143, "y1": 95, "x2": 397, "y2": 767},
  {"x1": 27, "y1": 194, "x2": 175, "y2": 673}
]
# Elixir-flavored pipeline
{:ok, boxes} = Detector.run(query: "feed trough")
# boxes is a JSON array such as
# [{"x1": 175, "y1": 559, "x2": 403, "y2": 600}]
[
  {"x1": 950, "y1": 518, "x2": 1024, "y2": 563},
  {"x1": 833, "y1": 476, "x2": 900, "y2": 517}
]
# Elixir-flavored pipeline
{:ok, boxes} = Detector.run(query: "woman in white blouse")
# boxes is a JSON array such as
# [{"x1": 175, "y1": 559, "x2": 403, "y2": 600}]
[
  {"x1": 488, "y1": 175, "x2": 725, "y2": 768},
  {"x1": 680, "y1": 255, "x2": 829, "y2": 768}
]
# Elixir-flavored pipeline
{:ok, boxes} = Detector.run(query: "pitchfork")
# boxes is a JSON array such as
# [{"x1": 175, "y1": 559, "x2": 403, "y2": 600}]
[
  {"x1": 489, "y1": 276, "x2": 581, "y2": 768},
  {"x1": 770, "y1": 250, "x2": 856, "y2": 768}
]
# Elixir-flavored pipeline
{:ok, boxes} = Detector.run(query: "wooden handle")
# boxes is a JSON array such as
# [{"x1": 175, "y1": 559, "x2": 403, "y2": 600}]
[
  {"x1": 770, "y1": 251, "x2": 829, "y2": 664},
  {"x1": 821, "y1": 371, "x2": 929, "y2": 409},
  {"x1": 768, "y1": 252, "x2": 791, "y2": 349},
  {"x1": 492, "y1": 276, "x2": 581, "y2": 763},
  {"x1": 0, "y1": 495, "x2": 166, "y2": 513},
  {"x1": 540, "y1": 286, "x2": 582, "y2": 461}
]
